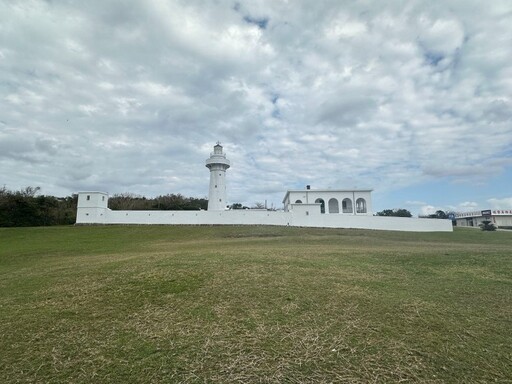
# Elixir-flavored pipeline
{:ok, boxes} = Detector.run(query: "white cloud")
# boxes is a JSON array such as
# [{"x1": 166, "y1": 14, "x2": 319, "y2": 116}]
[
  {"x1": 416, "y1": 201, "x2": 482, "y2": 216},
  {"x1": 487, "y1": 197, "x2": 512, "y2": 209},
  {"x1": 417, "y1": 17, "x2": 465, "y2": 56},
  {"x1": 0, "y1": 0, "x2": 511, "y2": 208},
  {"x1": 419, "y1": 205, "x2": 437, "y2": 216},
  {"x1": 455, "y1": 201, "x2": 480, "y2": 212},
  {"x1": 325, "y1": 18, "x2": 367, "y2": 39}
]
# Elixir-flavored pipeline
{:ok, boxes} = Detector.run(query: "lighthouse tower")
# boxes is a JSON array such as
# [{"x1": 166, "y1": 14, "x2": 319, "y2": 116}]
[{"x1": 205, "y1": 142, "x2": 230, "y2": 211}]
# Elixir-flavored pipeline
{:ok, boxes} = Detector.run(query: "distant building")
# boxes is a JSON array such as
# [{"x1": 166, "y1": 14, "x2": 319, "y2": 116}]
[
  {"x1": 454, "y1": 209, "x2": 512, "y2": 229},
  {"x1": 75, "y1": 143, "x2": 452, "y2": 232}
]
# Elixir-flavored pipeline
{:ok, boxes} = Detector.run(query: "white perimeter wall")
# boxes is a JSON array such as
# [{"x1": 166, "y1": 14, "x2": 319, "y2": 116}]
[{"x1": 76, "y1": 207, "x2": 453, "y2": 232}]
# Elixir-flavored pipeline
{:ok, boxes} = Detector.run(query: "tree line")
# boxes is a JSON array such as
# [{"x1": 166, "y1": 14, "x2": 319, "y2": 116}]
[
  {"x1": 0, "y1": 187, "x2": 77, "y2": 227},
  {"x1": 108, "y1": 193, "x2": 207, "y2": 211},
  {"x1": 376, "y1": 208, "x2": 453, "y2": 219},
  {"x1": 0, "y1": 187, "x2": 208, "y2": 227}
]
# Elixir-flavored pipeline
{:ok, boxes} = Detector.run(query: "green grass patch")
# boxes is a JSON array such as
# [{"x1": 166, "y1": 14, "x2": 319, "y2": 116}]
[{"x1": 0, "y1": 225, "x2": 511, "y2": 383}]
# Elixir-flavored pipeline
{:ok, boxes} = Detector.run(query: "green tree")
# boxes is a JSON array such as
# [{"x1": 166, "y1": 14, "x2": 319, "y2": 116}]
[
  {"x1": 0, "y1": 187, "x2": 77, "y2": 227},
  {"x1": 109, "y1": 193, "x2": 148, "y2": 210},
  {"x1": 428, "y1": 210, "x2": 448, "y2": 219},
  {"x1": 376, "y1": 208, "x2": 412, "y2": 217},
  {"x1": 480, "y1": 220, "x2": 496, "y2": 231},
  {"x1": 109, "y1": 193, "x2": 207, "y2": 211},
  {"x1": 157, "y1": 194, "x2": 207, "y2": 210}
]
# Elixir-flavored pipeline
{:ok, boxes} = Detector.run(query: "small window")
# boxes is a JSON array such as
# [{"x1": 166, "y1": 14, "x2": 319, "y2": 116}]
[
  {"x1": 102, "y1": 196, "x2": 105, "y2": 201},
  {"x1": 215, "y1": 185, "x2": 217, "y2": 188},
  {"x1": 86, "y1": 195, "x2": 90, "y2": 201},
  {"x1": 295, "y1": 200, "x2": 302, "y2": 204},
  {"x1": 219, "y1": 199, "x2": 222, "y2": 202}
]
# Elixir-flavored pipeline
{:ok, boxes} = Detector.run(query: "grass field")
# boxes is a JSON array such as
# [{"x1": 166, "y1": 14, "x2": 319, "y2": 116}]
[{"x1": 0, "y1": 225, "x2": 511, "y2": 383}]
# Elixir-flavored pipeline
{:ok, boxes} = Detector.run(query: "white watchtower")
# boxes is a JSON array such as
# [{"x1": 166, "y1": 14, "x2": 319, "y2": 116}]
[{"x1": 205, "y1": 142, "x2": 230, "y2": 211}]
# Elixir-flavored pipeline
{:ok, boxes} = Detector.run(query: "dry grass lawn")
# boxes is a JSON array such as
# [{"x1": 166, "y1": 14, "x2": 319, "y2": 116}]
[{"x1": 0, "y1": 225, "x2": 511, "y2": 383}]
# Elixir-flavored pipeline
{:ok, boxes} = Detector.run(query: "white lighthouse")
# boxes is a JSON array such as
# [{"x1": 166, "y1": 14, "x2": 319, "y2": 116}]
[{"x1": 205, "y1": 142, "x2": 230, "y2": 211}]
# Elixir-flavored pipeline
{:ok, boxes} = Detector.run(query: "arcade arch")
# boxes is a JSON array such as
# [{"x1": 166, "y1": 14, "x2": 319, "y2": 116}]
[
  {"x1": 356, "y1": 198, "x2": 367, "y2": 213},
  {"x1": 315, "y1": 198, "x2": 325, "y2": 214},
  {"x1": 342, "y1": 198, "x2": 353, "y2": 213},
  {"x1": 328, "y1": 198, "x2": 339, "y2": 213}
]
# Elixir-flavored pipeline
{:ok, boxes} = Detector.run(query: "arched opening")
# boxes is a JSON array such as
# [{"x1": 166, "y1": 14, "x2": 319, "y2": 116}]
[
  {"x1": 342, "y1": 198, "x2": 353, "y2": 213},
  {"x1": 328, "y1": 198, "x2": 339, "y2": 213},
  {"x1": 356, "y1": 198, "x2": 367, "y2": 213},
  {"x1": 295, "y1": 200, "x2": 302, "y2": 203},
  {"x1": 315, "y1": 198, "x2": 325, "y2": 214}
]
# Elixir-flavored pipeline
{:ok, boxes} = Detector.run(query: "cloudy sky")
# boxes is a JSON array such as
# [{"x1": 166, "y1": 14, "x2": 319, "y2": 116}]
[{"x1": 1, "y1": 0, "x2": 511, "y2": 215}]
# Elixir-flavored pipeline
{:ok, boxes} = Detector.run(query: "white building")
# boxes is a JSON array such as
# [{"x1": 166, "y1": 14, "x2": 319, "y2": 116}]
[
  {"x1": 455, "y1": 209, "x2": 512, "y2": 229},
  {"x1": 75, "y1": 144, "x2": 452, "y2": 232},
  {"x1": 283, "y1": 188, "x2": 372, "y2": 215},
  {"x1": 76, "y1": 191, "x2": 109, "y2": 224}
]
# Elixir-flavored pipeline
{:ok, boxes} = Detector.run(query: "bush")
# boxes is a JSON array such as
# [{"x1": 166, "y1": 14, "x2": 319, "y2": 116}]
[
  {"x1": 376, "y1": 208, "x2": 412, "y2": 217},
  {"x1": 480, "y1": 220, "x2": 497, "y2": 231}
]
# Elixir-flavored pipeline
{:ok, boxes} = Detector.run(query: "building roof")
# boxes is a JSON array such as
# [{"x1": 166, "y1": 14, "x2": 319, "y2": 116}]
[{"x1": 455, "y1": 209, "x2": 512, "y2": 218}]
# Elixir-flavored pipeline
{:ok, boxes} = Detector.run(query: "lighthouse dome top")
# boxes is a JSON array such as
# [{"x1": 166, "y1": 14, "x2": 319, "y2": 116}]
[
  {"x1": 205, "y1": 142, "x2": 230, "y2": 169},
  {"x1": 213, "y1": 142, "x2": 223, "y2": 154}
]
